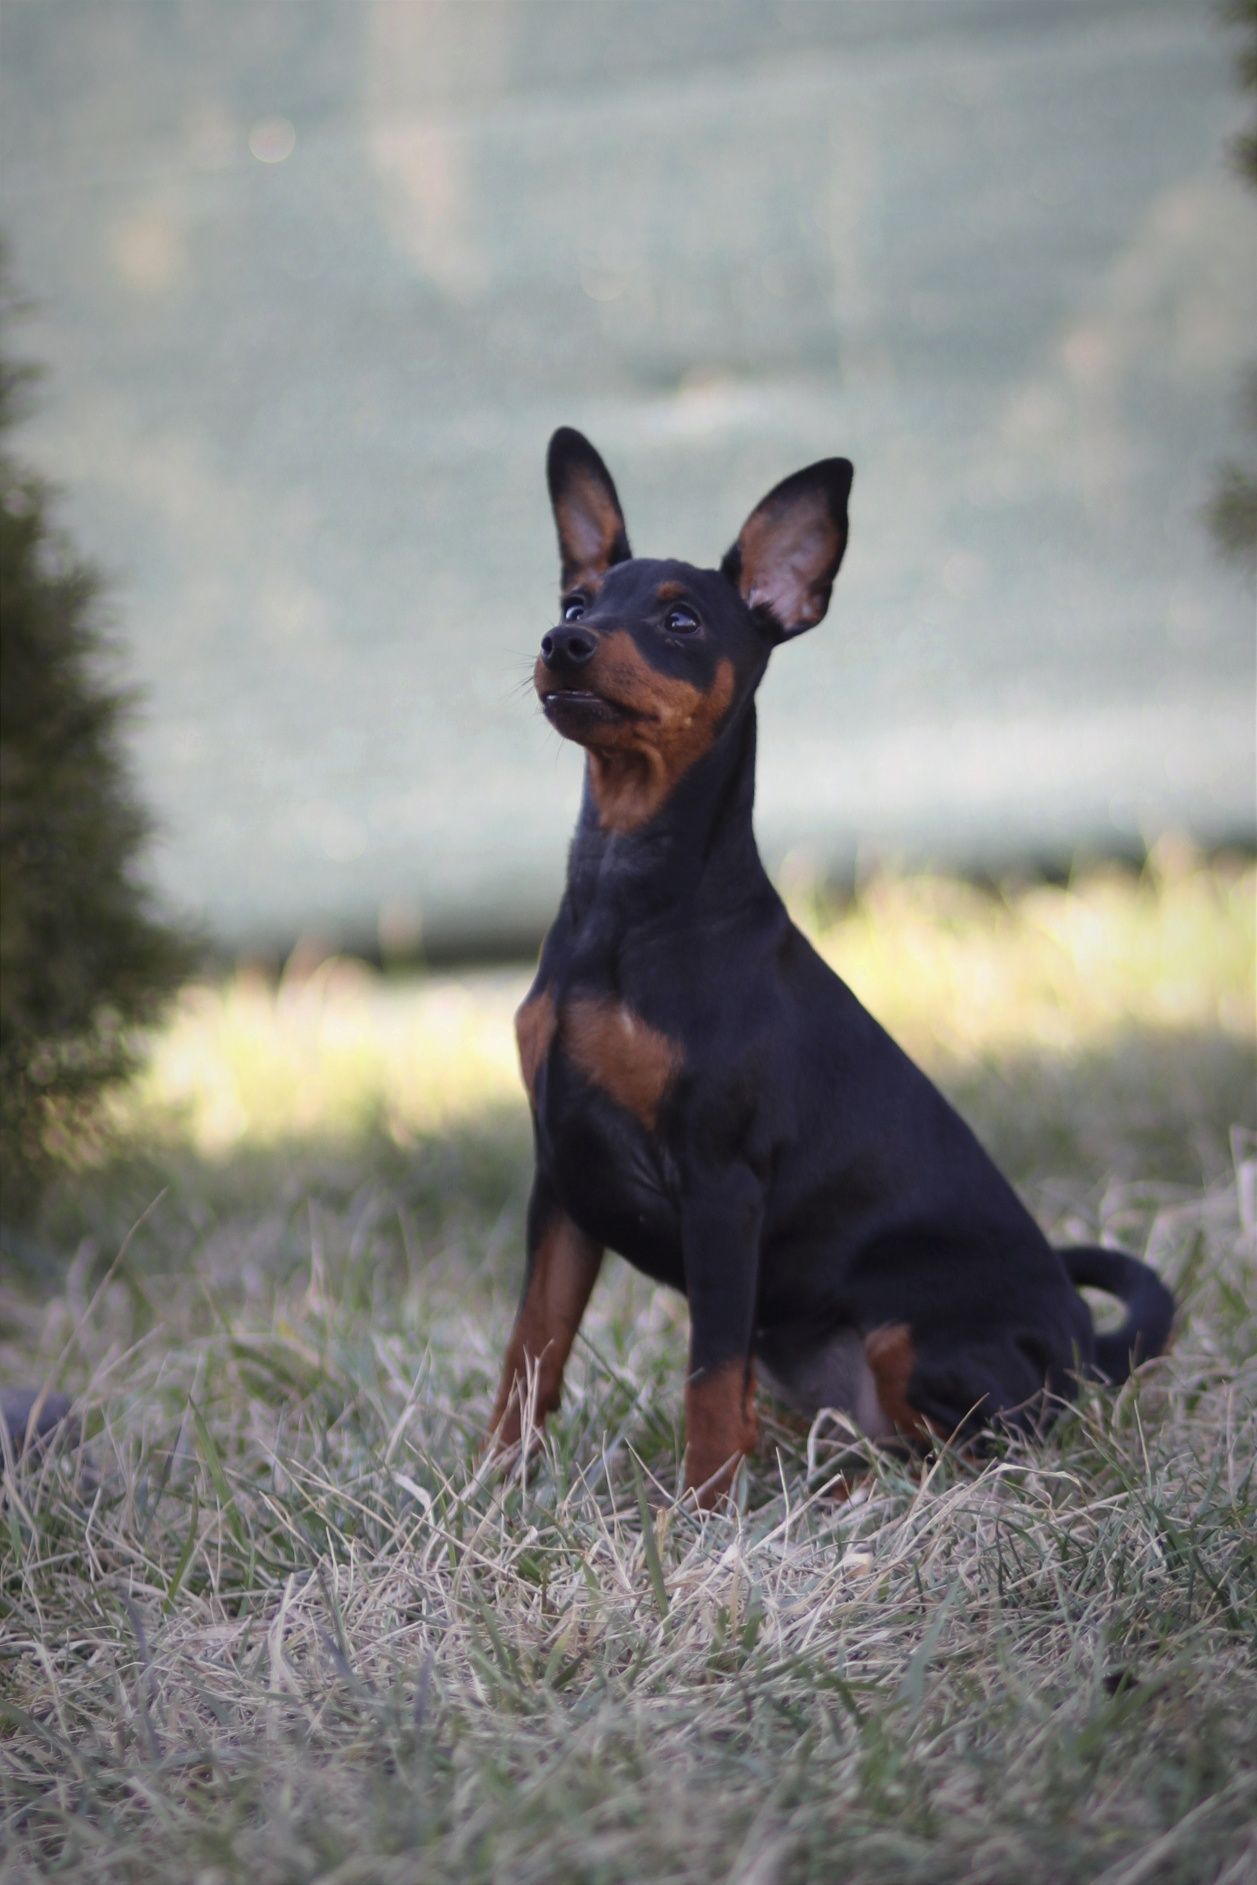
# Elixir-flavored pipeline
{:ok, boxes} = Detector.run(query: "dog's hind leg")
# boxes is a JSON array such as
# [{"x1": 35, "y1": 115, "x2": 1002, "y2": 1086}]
[{"x1": 758, "y1": 1325, "x2": 899, "y2": 1440}]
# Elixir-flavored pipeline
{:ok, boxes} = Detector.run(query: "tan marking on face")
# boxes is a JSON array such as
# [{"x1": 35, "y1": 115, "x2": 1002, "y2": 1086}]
[
  {"x1": 655, "y1": 579, "x2": 688, "y2": 604},
  {"x1": 685, "y1": 1358, "x2": 757, "y2": 1507},
  {"x1": 488, "y1": 1214, "x2": 604, "y2": 1453},
  {"x1": 514, "y1": 988, "x2": 556, "y2": 1109},
  {"x1": 864, "y1": 1324, "x2": 934, "y2": 1440},
  {"x1": 561, "y1": 996, "x2": 683, "y2": 1129},
  {"x1": 569, "y1": 634, "x2": 736, "y2": 833}
]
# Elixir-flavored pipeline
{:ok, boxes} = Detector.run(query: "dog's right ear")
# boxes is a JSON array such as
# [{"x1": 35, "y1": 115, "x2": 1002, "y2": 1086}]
[{"x1": 546, "y1": 428, "x2": 632, "y2": 592}]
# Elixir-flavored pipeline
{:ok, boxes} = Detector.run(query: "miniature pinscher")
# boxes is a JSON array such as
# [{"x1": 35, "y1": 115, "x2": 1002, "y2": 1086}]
[{"x1": 488, "y1": 428, "x2": 1174, "y2": 1506}]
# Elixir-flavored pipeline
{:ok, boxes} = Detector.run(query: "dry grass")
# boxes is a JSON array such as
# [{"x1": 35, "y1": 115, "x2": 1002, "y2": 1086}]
[{"x1": 2, "y1": 855, "x2": 1255, "y2": 1884}]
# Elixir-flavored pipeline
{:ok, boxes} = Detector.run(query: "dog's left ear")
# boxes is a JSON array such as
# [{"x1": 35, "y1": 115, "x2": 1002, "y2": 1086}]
[
  {"x1": 721, "y1": 459, "x2": 853, "y2": 642},
  {"x1": 546, "y1": 427, "x2": 632, "y2": 592}
]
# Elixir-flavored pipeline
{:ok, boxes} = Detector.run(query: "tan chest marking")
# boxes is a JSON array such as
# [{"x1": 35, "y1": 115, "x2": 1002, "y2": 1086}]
[
  {"x1": 561, "y1": 996, "x2": 683, "y2": 1129},
  {"x1": 515, "y1": 989, "x2": 557, "y2": 1107}
]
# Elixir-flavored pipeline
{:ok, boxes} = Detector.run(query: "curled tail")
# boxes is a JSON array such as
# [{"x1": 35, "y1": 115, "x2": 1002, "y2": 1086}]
[{"x1": 1061, "y1": 1244, "x2": 1175, "y2": 1385}]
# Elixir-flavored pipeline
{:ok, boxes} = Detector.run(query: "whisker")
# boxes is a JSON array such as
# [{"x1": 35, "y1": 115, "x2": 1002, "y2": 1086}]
[{"x1": 501, "y1": 653, "x2": 543, "y2": 703}]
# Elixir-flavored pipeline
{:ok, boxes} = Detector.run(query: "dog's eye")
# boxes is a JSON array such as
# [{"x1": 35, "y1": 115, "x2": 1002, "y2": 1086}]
[
  {"x1": 666, "y1": 605, "x2": 700, "y2": 635},
  {"x1": 562, "y1": 597, "x2": 586, "y2": 622}
]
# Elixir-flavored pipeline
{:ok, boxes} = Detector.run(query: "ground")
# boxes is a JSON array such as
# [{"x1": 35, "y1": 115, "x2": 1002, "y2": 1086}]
[{"x1": 1, "y1": 851, "x2": 1254, "y2": 1884}]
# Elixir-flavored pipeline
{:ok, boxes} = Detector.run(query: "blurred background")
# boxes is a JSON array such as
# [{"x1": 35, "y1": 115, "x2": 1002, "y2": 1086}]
[{"x1": 3, "y1": 0, "x2": 1254, "y2": 963}]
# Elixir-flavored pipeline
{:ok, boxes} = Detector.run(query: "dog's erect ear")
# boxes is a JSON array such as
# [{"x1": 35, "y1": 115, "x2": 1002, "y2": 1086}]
[
  {"x1": 546, "y1": 427, "x2": 632, "y2": 591},
  {"x1": 721, "y1": 459, "x2": 853, "y2": 642}
]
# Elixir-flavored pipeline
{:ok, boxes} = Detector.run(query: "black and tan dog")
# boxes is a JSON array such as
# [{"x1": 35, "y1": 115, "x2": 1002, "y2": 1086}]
[{"x1": 488, "y1": 428, "x2": 1174, "y2": 1506}]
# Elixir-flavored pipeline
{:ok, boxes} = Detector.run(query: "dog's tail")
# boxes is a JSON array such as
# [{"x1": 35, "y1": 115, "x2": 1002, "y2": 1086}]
[{"x1": 1061, "y1": 1245, "x2": 1175, "y2": 1385}]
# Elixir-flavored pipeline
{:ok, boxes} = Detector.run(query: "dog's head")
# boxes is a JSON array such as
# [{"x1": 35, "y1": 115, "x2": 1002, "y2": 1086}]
[{"x1": 536, "y1": 427, "x2": 853, "y2": 832}]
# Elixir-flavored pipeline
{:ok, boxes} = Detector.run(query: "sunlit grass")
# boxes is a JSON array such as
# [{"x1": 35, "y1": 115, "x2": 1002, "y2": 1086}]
[
  {"x1": 2, "y1": 856, "x2": 1254, "y2": 1884},
  {"x1": 112, "y1": 847, "x2": 1253, "y2": 1162},
  {"x1": 125, "y1": 961, "x2": 526, "y2": 1154},
  {"x1": 804, "y1": 845, "x2": 1253, "y2": 1057}
]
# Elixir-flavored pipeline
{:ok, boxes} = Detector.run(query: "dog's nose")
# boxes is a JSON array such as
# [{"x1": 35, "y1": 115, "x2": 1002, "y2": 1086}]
[{"x1": 540, "y1": 625, "x2": 596, "y2": 671}]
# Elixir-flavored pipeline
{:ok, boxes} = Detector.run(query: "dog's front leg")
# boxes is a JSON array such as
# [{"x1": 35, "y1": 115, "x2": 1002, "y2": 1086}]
[
  {"x1": 681, "y1": 1166, "x2": 764, "y2": 1508},
  {"x1": 488, "y1": 1176, "x2": 604, "y2": 1455}
]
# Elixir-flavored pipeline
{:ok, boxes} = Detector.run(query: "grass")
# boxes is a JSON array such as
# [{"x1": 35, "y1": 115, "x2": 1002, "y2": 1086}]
[{"x1": 1, "y1": 850, "x2": 1255, "y2": 1884}]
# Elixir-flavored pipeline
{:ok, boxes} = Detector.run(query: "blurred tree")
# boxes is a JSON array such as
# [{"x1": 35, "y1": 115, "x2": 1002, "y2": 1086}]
[
  {"x1": 1207, "y1": 0, "x2": 1257, "y2": 563},
  {"x1": 0, "y1": 263, "x2": 194, "y2": 1216}
]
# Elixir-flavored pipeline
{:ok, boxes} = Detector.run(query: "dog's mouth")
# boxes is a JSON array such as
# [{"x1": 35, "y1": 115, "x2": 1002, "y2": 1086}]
[{"x1": 539, "y1": 685, "x2": 637, "y2": 735}]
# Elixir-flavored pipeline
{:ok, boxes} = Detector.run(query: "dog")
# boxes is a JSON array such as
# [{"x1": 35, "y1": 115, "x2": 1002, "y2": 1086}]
[{"x1": 488, "y1": 428, "x2": 1175, "y2": 1506}]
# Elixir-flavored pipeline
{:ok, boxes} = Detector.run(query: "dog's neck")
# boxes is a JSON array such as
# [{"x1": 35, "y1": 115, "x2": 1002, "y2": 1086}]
[{"x1": 562, "y1": 701, "x2": 772, "y2": 929}]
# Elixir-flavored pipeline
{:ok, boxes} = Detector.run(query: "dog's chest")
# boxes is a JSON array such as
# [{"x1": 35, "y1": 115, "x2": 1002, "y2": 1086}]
[{"x1": 515, "y1": 980, "x2": 686, "y2": 1280}]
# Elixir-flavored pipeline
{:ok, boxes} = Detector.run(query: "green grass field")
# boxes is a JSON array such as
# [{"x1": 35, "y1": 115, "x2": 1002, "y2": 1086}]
[{"x1": 2, "y1": 854, "x2": 1255, "y2": 1884}]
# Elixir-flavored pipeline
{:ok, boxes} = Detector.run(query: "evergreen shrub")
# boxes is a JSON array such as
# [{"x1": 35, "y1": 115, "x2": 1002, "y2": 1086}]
[{"x1": 0, "y1": 277, "x2": 194, "y2": 1213}]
